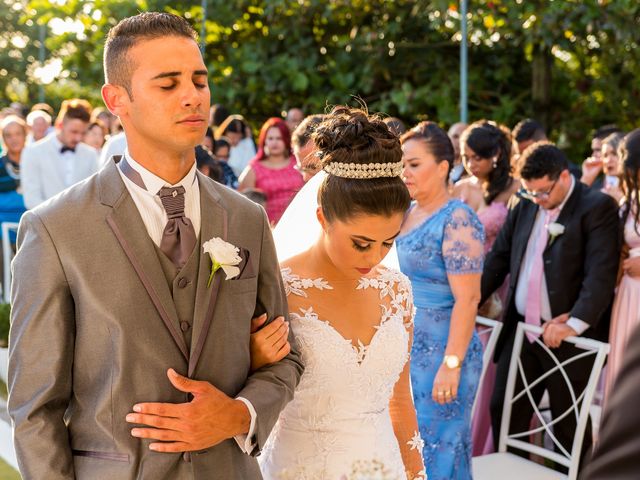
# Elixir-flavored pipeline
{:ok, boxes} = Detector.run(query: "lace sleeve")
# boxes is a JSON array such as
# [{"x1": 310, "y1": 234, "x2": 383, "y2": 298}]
[
  {"x1": 389, "y1": 318, "x2": 426, "y2": 480},
  {"x1": 387, "y1": 272, "x2": 425, "y2": 479},
  {"x1": 442, "y1": 204, "x2": 485, "y2": 275}
]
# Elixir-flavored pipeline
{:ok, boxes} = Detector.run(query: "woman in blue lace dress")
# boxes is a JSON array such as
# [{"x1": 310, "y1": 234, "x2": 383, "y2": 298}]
[{"x1": 397, "y1": 122, "x2": 485, "y2": 480}]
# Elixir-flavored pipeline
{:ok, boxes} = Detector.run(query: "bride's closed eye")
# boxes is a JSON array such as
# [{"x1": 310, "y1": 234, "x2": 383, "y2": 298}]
[{"x1": 352, "y1": 241, "x2": 394, "y2": 252}]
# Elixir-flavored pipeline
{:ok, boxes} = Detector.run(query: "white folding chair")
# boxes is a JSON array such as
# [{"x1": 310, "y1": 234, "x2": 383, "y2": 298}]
[
  {"x1": 1, "y1": 222, "x2": 19, "y2": 304},
  {"x1": 472, "y1": 322, "x2": 609, "y2": 480},
  {"x1": 472, "y1": 316, "x2": 503, "y2": 417}
]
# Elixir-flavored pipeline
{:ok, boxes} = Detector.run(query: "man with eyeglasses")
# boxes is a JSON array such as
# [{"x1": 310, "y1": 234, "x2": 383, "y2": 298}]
[{"x1": 480, "y1": 141, "x2": 620, "y2": 471}]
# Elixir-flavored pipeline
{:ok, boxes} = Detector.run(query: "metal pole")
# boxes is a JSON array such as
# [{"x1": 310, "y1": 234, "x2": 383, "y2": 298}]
[
  {"x1": 39, "y1": 23, "x2": 45, "y2": 103},
  {"x1": 200, "y1": 0, "x2": 207, "y2": 55},
  {"x1": 460, "y1": 0, "x2": 468, "y2": 123}
]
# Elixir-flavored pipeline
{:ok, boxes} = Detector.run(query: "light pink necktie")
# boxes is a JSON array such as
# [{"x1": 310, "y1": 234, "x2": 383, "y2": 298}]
[{"x1": 524, "y1": 208, "x2": 559, "y2": 342}]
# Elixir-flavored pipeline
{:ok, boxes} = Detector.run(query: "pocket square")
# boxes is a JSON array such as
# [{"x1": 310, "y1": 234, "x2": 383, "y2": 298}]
[{"x1": 234, "y1": 247, "x2": 256, "y2": 280}]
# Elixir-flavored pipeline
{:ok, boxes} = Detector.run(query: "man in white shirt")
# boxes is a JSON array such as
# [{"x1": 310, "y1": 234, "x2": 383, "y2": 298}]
[
  {"x1": 21, "y1": 99, "x2": 99, "y2": 209},
  {"x1": 481, "y1": 142, "x2": 620, "y2": 469},
  {"x1": 25, "y1": 109, "x2": 52, "y2": 144}
]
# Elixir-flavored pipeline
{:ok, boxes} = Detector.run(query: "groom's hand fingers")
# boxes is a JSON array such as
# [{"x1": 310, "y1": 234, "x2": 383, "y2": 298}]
[
  {"x1": 250, "y1": 313, "x2": 268, "y2": 333},
  {"x1": 259, "y1": 316, "x2": 286, "y2": 340},
  {"x1": 149, "y1": 441, "x2": 191, "y2": 453},
  {"x1": 130, "y1": 426, "x2": 185, "y2": 442},
  {"x1": 126, "y1": 412, "x2": 183, "y2": 431},
  {"x1": 166, "y1": 368, "x2": 213, "y2": 395}
]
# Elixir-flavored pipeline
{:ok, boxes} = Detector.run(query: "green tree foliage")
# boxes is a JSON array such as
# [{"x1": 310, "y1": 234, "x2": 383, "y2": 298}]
[{"x1": 8, "y1": 0, "x2": 640, "y2": 160}]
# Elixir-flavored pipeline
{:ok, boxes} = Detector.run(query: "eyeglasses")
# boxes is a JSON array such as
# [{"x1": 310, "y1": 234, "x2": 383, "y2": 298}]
[{"x1": 518, "y1": 178, "x2": 558, "y2": 201}]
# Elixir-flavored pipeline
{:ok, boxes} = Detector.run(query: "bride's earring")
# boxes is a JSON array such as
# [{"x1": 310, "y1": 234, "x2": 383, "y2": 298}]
[{"x1": 492, "y1": 157, "x2": 498, "y2": 169}]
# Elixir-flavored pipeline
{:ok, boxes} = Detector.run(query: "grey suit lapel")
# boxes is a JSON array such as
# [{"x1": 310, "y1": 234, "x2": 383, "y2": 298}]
[
  {"x1": 99, "y1": 159, "x2": 189, "y2": 361},
  {"x1": 189, "y1": 172, "x2": 228, "y2": 377}
]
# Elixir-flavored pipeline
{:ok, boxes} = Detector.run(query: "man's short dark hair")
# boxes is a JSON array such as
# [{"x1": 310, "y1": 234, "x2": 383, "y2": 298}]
[
  {"x1": 55, "y1": 99, "x2": 92, "y2": 125},
  {"x1": 593, "y1": 124, "x2": 622, "y2": 141},
  {"x1": 513, "y1": 118, "x2": 546, "y2": 143},
  {"x1": 291, "y1": 114, "x2": 326, "y2": 149},
  {"x1": 519, "y1": 141, "x2": 569, "y2": 181},
  {"x1": 104, "y1": 12, "x2": 198, "y2": 97}
]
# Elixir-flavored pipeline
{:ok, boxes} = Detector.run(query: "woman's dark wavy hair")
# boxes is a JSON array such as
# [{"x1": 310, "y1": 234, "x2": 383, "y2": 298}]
[
  {"x1": 313, "y1": 106, "x2": 410, "y2": 223},
  {"x1": 620, "y1": 129, "x2": 640, "y2": 235},
  {"x1": 460, "y1": 120, "x2": 513, "y2": 205}
]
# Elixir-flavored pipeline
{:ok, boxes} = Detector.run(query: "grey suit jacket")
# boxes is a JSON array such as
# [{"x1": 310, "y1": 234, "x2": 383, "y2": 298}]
[{"x1": 8, "y1": 159, "x2": 303, "y2": 479}]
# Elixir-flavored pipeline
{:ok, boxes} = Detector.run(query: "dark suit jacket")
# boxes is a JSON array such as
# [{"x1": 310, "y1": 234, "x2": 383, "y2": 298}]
[
  {"x1": 580, "y1": 324, "x2": 640, "y2": 479},
  {"x1": 481, "y1": 181, "x2": 621, "y2": 359}
]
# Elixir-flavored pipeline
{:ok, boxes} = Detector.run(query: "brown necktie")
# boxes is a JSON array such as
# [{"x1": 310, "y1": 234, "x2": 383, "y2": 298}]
[{"x1": 158, "y1": 186, "x2": 197, "y2": 269}]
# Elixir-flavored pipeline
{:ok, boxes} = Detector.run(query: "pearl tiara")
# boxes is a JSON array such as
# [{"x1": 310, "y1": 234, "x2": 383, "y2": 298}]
[{"x1": 322, "y1": 161, "x2": 403, "y2": 179}]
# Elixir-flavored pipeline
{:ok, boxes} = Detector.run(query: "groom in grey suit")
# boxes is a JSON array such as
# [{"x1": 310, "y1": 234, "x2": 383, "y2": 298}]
[{"x1": 8, "y1": 12, "x2": 303, "y2": 479}]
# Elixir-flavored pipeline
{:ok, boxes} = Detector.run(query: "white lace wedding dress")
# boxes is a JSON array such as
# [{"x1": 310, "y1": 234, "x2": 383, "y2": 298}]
[{"x1": 259, "y1": 266, "x2": 424, "y2": 480}]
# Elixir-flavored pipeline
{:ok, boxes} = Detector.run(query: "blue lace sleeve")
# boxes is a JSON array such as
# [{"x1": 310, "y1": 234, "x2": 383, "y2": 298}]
[{"x1": 442, "y1": 205, "x2": 485, "y2": 274}]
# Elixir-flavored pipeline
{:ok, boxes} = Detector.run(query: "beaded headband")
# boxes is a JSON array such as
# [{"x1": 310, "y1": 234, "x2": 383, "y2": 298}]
[{"x1": 322, "y1": 161, "x2": 403, "y2": 179}]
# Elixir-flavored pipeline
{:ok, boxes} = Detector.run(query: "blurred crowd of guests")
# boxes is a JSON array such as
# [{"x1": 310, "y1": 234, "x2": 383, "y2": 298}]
[{"x1": 1, "y1": 96, "x2": 638, "y2": 477}]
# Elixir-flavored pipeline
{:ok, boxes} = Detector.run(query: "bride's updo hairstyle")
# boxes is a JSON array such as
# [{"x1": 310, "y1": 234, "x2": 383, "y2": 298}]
[{"x1": 313, "y1": 106, "x2": 410, "y2": 223}]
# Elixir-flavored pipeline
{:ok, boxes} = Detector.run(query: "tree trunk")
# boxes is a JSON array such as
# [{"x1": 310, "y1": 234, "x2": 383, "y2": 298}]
[{"x1": 531, "y1": 43, "x2": 552, "y2": 130}]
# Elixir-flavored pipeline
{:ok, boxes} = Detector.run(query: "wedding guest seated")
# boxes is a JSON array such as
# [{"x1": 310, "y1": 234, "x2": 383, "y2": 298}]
[
  {"x1": 291, "y1": 114, "x2": 325, "y2": 182},
  {"x1": 581, "y1": 124, "x2": 623, "y2": 188},
  {"x1": 25, "y1": 110, "x2": 52, "y2": 144},
  {"x1": 0, "y1": 115, "x2": 27, "y2": 193},
  {"x1": 239, "y1": 118, "x2": 303, "y2": 225},
  {"x1": 84, "y1": 120, "x2": 108, "y2": 153},
  {"x1": 195, "y1": 145, "x2": 237, "y2": 189},
  {"x1": 0, "y1": 115, "x2": 28, "y2": 260},
  {"x1": 598, "y1": 132, "x2": 626, "y2": 203},
  {"x1": 285, "y1": 107, "x2": 304, "y2": 133},
  {"x1": 215, "y1": 114, "x2": 256, "y2": 177},
  {"x1": 21, "y1": 98, "x2": 99, "y2": 209}
]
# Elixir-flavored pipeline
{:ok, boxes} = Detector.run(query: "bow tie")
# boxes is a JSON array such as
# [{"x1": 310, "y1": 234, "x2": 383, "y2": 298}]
[{"x1": 60, "y1": 146, "x2": 75, "y2": 154}]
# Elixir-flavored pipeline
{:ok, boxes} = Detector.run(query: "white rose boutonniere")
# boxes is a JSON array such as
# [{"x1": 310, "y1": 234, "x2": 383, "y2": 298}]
[
  {"x1": 547, "y1": 222, "x2": 565, "y2": 245},
  {"x1": 203, "y1": 237, "x2": 242, "y2": 286}
]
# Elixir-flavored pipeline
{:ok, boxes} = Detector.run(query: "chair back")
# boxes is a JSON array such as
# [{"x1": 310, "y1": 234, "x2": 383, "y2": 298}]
[
  {"x1": 497, "y1": 322, "x2": 609, "y2": 479},
  {"x1": 472, "y1": 316, "x2": 503, "y2": 416}
]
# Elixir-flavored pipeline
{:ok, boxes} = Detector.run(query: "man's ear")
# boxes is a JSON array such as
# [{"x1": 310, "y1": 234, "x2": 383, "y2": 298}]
[{"x1": 101, "y1": 84, "x2": 128, "y2": 117}]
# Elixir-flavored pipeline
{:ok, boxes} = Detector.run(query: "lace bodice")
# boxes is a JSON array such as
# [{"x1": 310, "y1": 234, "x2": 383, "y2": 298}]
[{"x1": 259, "y1": 266, "x2": 424, "y2": 479}]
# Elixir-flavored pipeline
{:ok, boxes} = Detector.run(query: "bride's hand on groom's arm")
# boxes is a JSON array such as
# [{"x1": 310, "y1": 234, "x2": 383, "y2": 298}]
[
  {"x1": 250, "y1": 314, "x2": 291, "y2": 371},
  {"x1": 126, "y1": 368, "x2": 251, "y2": 452}
]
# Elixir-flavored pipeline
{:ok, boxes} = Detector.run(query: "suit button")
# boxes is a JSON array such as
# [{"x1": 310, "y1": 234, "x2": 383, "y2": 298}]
[
  {"x1": 180, "y1": 321, "x2": 190, "y2": 332},
  {"x1": 544, "y1": 260, "x2": 552, "y2": 265},
  {"x1": 183, "y1": 452, "x2": 191, "y2": 462},
  {"x1": 178, "y1": 277, "x2": 189, "y2": 288}
]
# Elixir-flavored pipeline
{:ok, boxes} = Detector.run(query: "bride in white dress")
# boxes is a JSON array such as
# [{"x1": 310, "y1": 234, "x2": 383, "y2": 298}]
[{"x1": 258, "y1": 107, "x2": 425, "y2": 480}]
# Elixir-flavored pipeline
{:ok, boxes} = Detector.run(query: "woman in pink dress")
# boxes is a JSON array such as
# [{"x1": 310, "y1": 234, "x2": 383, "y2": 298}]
[
  {"x1": 452, "y1": 120, "x2": 520, "y2": 456},
  {"x1": 239, "y1": 118, "x2": 303, "y2": 225},
  {"x1": 605, "y1": 129, "x2": 640, "y2": 400}
]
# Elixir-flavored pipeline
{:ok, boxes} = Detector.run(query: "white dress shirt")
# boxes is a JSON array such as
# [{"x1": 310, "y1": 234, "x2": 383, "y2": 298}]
[
  {"x1": 99, "y1": 132, "x2": 127, "y2": 166},
  {"x1": 117, "y1": 152, "x2": 257, "y2": 454},
  {"x1": 21, "y1": 134, "x2": 99, "y2": 209},
  {"x1": 515, "y1": 177, "x2": 590, "y2": 335}
]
